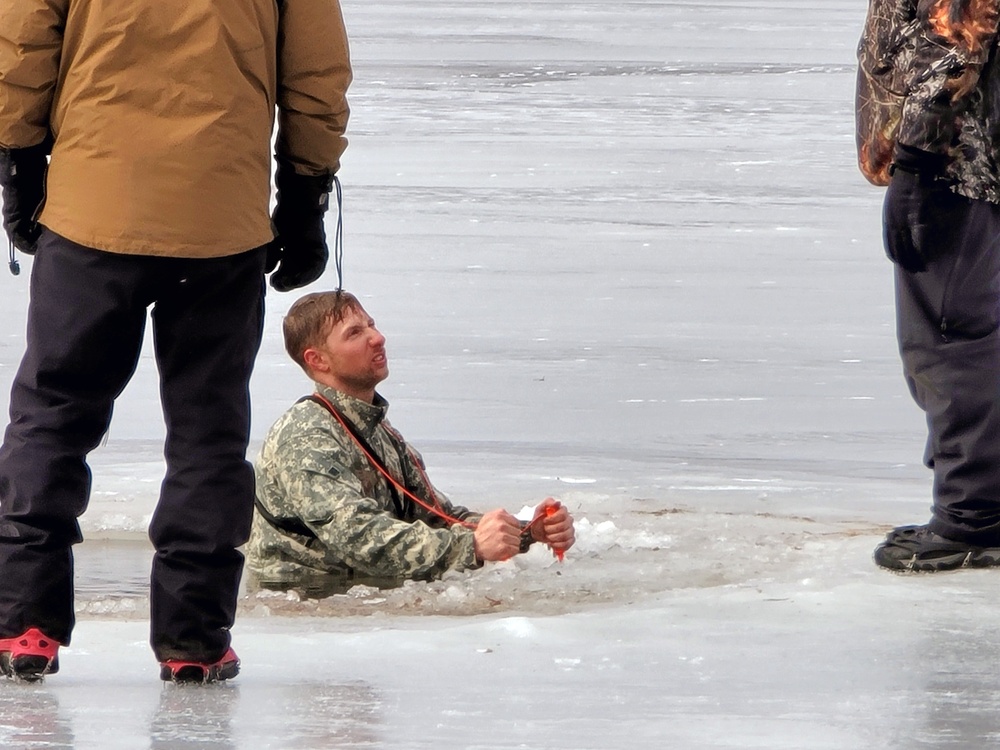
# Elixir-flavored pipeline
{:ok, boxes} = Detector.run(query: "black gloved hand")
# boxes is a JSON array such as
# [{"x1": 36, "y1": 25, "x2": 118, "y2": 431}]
[
  {"x1": 0, "y1": 142, "x2": 49, "y2": 255},
  {"x1": 268, "y1": 159, "x2": 335, "y2": 292},
  {"x1": 882, "y1": 144, "x2": 955, "y2": 273}
]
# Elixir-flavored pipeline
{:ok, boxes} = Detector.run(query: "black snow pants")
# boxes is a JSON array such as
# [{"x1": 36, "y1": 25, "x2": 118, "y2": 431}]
[
  {"x1": 888, "y1": 182, "x2": 1000, "y2": 545},
  {"x1": 0, "y1": 231, "x2": 266, "y2": 662}
]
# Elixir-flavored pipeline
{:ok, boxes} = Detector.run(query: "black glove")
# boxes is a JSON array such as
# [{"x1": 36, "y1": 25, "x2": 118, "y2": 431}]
[
  {"x1": 268, "y1": 159, "x2": 335, "y2": 292},
  {"x1": 882, "y1": 144, "x2": 955, "y2": 273},
  {"x1": 0, "y1": 142, "x2": 49, "y2": 255}
]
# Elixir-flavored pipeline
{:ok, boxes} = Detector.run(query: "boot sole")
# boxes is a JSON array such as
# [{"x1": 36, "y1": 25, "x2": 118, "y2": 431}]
[
  {"x1": 160, "y1": 660, "x2": 239, "y2": 684},
  {"x1": 875, "y1": 547, "x2": 1000, "y2": 572},
  {"x1": 0, "y1": 653, "x2": 59, "y2": 681}
]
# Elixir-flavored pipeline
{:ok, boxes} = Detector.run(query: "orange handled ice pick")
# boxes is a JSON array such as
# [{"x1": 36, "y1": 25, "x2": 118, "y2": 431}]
[{"x1": 545, "y1": 505, "x2": 565, "y2": 562}]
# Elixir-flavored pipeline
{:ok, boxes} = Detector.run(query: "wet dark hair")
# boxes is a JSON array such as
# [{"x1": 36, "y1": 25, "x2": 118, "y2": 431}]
[{"x1": 282, "y1": 290, "x2": 362, "y2": 371}]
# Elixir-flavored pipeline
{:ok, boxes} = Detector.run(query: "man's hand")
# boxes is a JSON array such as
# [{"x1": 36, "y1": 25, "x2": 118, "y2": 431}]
[
  {"x1": 530, "y1": 498, "x2": 575, "y2": 555},
  {"x1": 883, "y1": 144, "x2": 958, "y2": 273},
  {"x1": 268, "y1": 159, "x2": 334, "y2": 292},
  {"x1": 0, "y1": 143, "x2": 49, "y2": 255},
  {"x1": 473, "y1": 509, "x2": 523, "y2": 562}
]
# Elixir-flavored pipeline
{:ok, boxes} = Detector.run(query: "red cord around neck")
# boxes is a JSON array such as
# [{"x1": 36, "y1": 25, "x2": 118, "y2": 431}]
[{"x1": 310, "y1": 392, "x2": 546, "y2": 541}]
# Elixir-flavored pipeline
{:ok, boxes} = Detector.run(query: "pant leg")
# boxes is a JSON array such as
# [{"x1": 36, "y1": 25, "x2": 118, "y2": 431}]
[
  {"x1": 147, "y1": 247, "x2": 266, "y2": 662},
  {"x1": 0, "y1": 232, "x2": 150, "y2": 642},
  {"x1": 892, "y1": 194, "x2": 1000, "y2": 544}
]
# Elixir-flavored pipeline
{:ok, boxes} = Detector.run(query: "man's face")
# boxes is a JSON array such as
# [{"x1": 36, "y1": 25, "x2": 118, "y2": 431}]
[{"x1": 309, "y1": 304, "x2": 389, "y2": 400}]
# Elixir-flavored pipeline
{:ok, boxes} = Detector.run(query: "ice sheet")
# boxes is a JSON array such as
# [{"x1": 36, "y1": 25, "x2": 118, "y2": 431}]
[{"x1": 0, "y1": 1, "x2": 981, "y2": 748}]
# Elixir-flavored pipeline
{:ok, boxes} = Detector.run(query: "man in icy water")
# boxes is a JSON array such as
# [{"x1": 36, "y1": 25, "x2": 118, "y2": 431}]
[
  {"x1": 0, "y1": 1, "x2": 351, "y2": 681},
  {"x1": 857, "y1": 2, "x2": 1000, "y2": 571},
  {"x1": 246, "y1": 291, "x2": 575, "y2": 597}
]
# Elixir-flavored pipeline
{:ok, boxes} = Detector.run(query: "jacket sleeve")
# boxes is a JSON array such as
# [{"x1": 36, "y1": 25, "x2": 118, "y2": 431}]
[
  {"x1": 275, "y1": 0, "x2": 352, "y2": 176},
  {"x1": 270, "y1": 430, "x2": 481, "y2": 580},
  {"x1": 856, "y1": 0, "x2": 917, "y2": 185},
  {"x1": 0, "y1": 0, "x2": 67, "y2": 149},
  {"x1": 897, "y1": 0, "x2": 1000, "y2": 154}
]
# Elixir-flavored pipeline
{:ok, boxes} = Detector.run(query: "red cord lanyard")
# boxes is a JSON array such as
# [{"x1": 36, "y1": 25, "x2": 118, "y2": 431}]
[
  {"x1": 309, "y1": 392, "x2": 546, "y2": 541},
  {"x1": 310, "y1": 392, "x2": 477, "y2": 530}
]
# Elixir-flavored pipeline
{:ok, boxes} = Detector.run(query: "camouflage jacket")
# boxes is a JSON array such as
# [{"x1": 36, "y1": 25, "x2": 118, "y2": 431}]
[
  {"x1": 856, "y1": 0, "x2": 1000, "y2": 200},
  {"x1": 246, "y1": 385, "x2": 482, "y2": 592}
]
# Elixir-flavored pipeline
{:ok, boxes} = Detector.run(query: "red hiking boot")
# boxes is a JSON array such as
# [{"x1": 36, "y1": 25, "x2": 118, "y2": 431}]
[
  {"x1": 0, "y1": 628, "x2": 60, "y2": 681},
  {"x1": 159, "y1": 648, "x2": 240, "y2": 684}
]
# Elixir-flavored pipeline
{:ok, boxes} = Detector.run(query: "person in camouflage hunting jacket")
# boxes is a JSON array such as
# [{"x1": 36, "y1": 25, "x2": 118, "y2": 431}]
[
  {"x1": 857, "y1": 0, "x2": 1000, "y2": 571},
  {"x1": 246, "y1": 291, "x2": 575, "y2": 596}
]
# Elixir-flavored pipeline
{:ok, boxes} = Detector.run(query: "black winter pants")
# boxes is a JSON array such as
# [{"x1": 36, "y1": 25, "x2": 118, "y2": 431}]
[
  {"x1": 0, "y1": 231, "x2": 266, "y2": 661},
  {"x1": 889, "y1": 187, "x2": 1000, "y2": 544}
]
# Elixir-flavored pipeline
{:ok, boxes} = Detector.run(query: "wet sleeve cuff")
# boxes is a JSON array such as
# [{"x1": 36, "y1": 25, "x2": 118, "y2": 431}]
[
  {"x1": 890, "y1": 144, "x2": 947, "y2": 176},
  {"x1": 518, "y1": 520, "x2": 536, "y2": 554}
]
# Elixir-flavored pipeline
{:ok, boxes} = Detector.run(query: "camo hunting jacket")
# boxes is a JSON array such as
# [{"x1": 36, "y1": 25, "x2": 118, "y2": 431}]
[
  {"x1": 856, "y1": 0, "x2": 1000, "y2": 200},
  {"x1": 246, "y1": 386, "x2": 482, "y2": 590}
]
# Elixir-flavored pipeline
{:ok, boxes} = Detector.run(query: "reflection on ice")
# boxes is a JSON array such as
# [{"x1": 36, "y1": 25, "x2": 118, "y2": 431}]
[
  {"x1": 0, "y1": 686, "x2": 74, "y2": 749},
  {"x1": 150, "y1": 686, "x2": 239, "y2": 750},
  {"x1": 154, "y1": 679, "x2": 384, "y2": 750},
  {"x1": 236, "y1": 682, "x2": 382, "y2": 750}
]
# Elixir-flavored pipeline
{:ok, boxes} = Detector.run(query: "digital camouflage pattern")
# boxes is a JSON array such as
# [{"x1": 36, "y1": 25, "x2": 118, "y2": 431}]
[
  {"x1": 856, "y1": 0, "x2": 1000, "y2": 200},
  {"x1": 246, "y1": 386, "x2": 482, "y2": 594}
]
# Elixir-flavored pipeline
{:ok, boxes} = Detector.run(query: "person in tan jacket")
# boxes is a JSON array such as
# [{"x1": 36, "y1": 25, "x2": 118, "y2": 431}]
[{"x1": 0, "y1": 0, "x2": 351, "y2": 682}]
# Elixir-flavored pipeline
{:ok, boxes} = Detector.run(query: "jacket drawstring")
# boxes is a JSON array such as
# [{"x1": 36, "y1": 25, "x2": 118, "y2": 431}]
[{"x1": 8, "y1": 240, "x2": 19, "y2": 276}]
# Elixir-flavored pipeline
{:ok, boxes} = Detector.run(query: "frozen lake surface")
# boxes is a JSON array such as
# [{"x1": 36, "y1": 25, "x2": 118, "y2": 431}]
[{"x1": 1, "y1": 0, "x2": 991, "y2": 747}]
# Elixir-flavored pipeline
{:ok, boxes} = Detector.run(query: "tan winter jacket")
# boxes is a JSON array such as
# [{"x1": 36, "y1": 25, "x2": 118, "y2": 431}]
[{"x1": 0, "y1": 0, "x2": 351, "y2": 257}]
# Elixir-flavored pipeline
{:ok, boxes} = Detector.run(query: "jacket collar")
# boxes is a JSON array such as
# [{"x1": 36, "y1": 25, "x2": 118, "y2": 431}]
[{"x1": 315, "y1": 384, "x2": 388, "y2": 440}]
